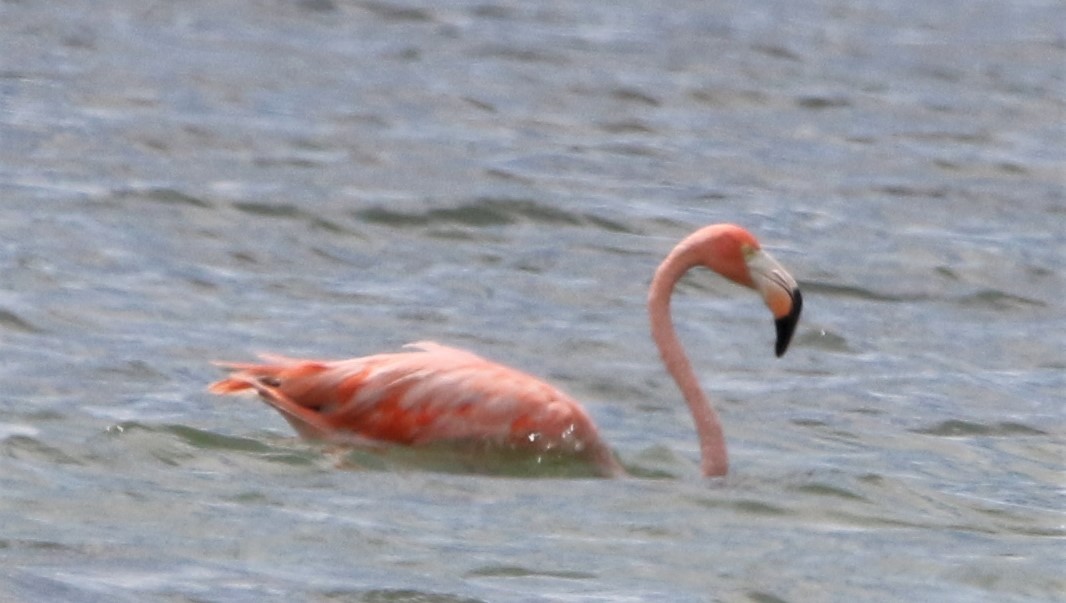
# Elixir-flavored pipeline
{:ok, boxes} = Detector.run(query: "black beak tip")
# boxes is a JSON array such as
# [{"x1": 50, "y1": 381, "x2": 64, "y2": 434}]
[{"x1": 774, "y1": 288, "x2": 803, "y2": 357}]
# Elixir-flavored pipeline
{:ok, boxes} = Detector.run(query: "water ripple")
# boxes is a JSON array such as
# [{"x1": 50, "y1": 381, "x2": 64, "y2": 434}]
[
  {"x1": 355, "y1": 197, "x2": 632, "y2": 232},
  {"x1": 465, "y1": 565, "x2": 595, "y2": 580},
  {"x1": 910, "y1": 420, "x2": 1048, "y2": 437},
  {"x1": 953, "y1": 289, "x2": 1046, "y2": 310},
  {"x1": 231, "y1": 201, "x2": 356, "y2": 235},
  {"x1": 358, "y1": 1, "x2": 436, "y2": 23},
  {"x1": 120, "y1": 186, "x2": 213, "y2": 209},
  {"x1": 802, "y1": 281, "x2": 917, "y2": 302},
  {"x1": 0, "y1": 308, "x2": 41, "y2": 333}
]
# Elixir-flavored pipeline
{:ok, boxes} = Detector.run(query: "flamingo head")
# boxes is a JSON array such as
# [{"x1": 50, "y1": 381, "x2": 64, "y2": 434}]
[{"x1": 693, "y1": 224, "x2": 803, "y2": 357}]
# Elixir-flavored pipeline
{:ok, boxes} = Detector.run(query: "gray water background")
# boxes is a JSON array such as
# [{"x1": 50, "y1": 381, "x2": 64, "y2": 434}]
[{"x1": 1, "y1": 1, "x2": 1063, "y2": 601}]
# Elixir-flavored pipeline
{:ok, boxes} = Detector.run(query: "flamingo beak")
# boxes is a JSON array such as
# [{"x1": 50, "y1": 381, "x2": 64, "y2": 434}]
[
  {"x1": 747, "y1": 249, "x2": 802, "y2": 357},
  {"x1": 773, "y1": 288, "x2": 803, "y2": 357}
]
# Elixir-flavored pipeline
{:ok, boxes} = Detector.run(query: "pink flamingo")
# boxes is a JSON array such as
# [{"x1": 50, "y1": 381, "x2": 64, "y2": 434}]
[{"x1": 209, "y1": 223, "x2": 802, "y2": 477}]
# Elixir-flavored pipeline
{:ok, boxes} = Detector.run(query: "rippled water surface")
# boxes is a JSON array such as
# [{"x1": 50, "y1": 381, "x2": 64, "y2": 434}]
[{"x1": 2, "y1": 1, "x2": 1063, "y2": 601}]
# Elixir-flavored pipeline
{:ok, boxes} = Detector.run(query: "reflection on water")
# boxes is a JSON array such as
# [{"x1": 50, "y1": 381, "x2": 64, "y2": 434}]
[{"x1": 2, "y1": 0, "x2": 1064, "y2": 601}]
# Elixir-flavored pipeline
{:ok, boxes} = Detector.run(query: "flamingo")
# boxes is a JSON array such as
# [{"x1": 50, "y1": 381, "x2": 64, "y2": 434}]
[{"x1": 209, "y1": 223, "x2": 802, "y2": 477}]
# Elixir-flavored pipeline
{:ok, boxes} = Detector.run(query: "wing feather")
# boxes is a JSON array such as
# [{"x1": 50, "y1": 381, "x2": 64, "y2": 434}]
[{"x1": 212, "y1": 342, "x2": 601, "y2": 453}]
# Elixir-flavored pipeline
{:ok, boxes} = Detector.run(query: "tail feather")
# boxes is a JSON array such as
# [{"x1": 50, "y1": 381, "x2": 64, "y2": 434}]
[
  {"x1": 208, "y1": 361, "x2": 286, "y2": 395},
  {"x1": 208, "y1": 358, "x2": 340, "y2": 439},
  {"x1": 209, "y1": 358, "x2": 330, "y2": 393},
  {"x1": 208, "y1": 375, "x2": 257, "y2": 394}
]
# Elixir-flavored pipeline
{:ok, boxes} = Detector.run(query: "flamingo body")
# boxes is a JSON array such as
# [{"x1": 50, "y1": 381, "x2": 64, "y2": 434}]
[
  {"x1": 209, "y1": 224, "x2": 802, "y2": 477},
  {"x1": 210, "y1": 341, "x2": 623, "y2": 475}
]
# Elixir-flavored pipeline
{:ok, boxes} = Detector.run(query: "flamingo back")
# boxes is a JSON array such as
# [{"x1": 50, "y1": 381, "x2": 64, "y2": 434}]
[{"x1": 209, "y1": 341, "x2": 610, "y2": 461}]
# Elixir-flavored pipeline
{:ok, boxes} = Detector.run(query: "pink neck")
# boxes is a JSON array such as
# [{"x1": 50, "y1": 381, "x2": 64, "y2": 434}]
[{"x1": 648, "y1": 242, "x2": 729, "y2": 477}]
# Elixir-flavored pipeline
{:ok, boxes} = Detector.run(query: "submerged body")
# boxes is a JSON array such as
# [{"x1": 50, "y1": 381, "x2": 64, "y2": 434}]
[{"x1": 209, "y1": 223, "x2": 802, "y2": 477}]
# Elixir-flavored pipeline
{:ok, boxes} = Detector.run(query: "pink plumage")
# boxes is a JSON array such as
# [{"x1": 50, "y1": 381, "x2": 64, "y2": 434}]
[{"x1": 210, "y1": 341, "x2": 624, "y2": 475}]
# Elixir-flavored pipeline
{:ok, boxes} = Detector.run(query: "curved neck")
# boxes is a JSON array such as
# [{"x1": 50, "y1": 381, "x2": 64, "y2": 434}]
[{"x1": 648, "y1": 243, "x2": 728, "y2": 477}]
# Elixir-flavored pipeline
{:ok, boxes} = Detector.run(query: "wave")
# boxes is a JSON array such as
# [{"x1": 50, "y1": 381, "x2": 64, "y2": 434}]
[
  {"x1": 910, "y1": 420, "x2": 1048, "y2": 437},
  {"x1": 354, "y1": 197, "x2": 632, "y2": 233}
]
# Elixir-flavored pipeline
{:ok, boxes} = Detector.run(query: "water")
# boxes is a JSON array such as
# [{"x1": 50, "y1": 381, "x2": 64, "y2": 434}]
[{"x1": 1, "y1": 0, "x2": 1063, "y2": 601}]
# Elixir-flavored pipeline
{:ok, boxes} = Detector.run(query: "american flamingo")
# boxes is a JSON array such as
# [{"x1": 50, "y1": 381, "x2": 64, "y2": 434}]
[{"x1": 209, "y1": 223, "x2": 802, "y2": 477}]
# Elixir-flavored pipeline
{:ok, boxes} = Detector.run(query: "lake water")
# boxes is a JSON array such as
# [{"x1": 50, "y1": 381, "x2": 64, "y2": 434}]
[{"x1": 1, "y1": 1, "x2": 1063, "y2": 601}]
